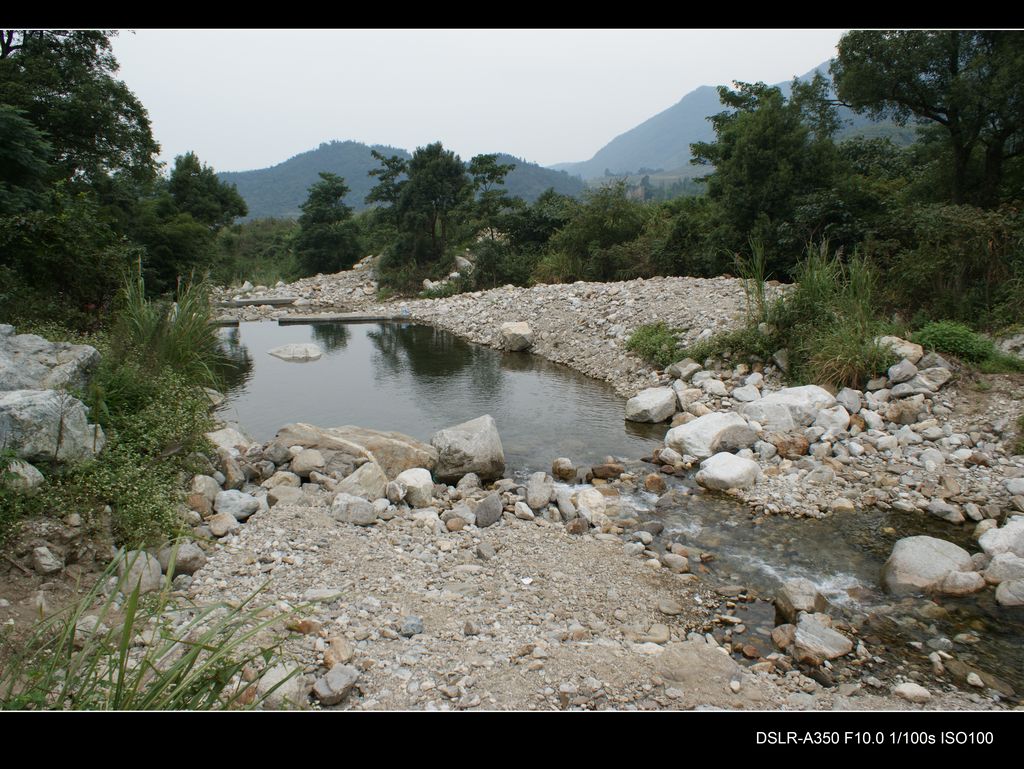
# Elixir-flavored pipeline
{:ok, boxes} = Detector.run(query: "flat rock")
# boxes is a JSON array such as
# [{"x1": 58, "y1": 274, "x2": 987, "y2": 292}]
[
  {"x1": 274, "y1": 423, "x2": 437, "y2": 478},
  {"x1": 267, "y1": 343, "x2": 322, "y2": 362}
]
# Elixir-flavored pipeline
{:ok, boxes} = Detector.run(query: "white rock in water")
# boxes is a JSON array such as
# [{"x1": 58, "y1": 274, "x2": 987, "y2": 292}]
[
  {"x1": 882, "y1": 536, "x2": 974, "y2": 594},
  {"x1": 978, "y1": 516, "x2": 1024, "y2": 558},
  {"x1": 267, "y1": 343, "x2": 322, "y2": 362},
  {"x1": 625, "y1": 387, "x2": 677, "y2": 423},
  {"x1": 499, "y1": 321, "x2": 534, "y2": 351},
  {"x1": 430, "y1": 414, "x2": 505, "y2": 482},
  {"x1": 395, "y1": 468, "x2": 434, "y2": 508},
  {"x1": 695, "y1": 452, "x2": 761, "y2": 490},
  {"x1": 995, "y1": 579, "x2": 1024, "y2": 606},
  {"x1": 665, "y1": 411, "x2": 757, "y2": 460}
]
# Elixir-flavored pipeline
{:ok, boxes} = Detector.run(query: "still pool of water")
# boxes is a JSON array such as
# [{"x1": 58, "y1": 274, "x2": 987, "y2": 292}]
[{"x1": 216, "y1": 321, "x2": 664, "y2": 469}]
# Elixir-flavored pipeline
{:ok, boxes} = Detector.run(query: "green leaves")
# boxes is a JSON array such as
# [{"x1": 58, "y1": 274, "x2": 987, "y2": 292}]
[{"x1": 294, "y1": 172, "x2": 360, "y2": 276}]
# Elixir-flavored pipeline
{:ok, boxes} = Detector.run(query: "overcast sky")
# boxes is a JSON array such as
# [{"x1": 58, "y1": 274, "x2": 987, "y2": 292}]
[{"x1": 110, "y1": 29, "x2": 846, "y2": 174}]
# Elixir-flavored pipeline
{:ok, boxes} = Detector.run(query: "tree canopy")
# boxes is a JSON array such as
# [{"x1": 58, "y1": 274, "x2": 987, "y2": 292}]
[{"x1": 294, "y1": 172, "x2": 360, "y2": 276}]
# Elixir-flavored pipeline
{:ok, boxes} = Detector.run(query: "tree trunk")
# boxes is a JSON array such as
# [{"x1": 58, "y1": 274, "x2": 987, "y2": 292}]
[
  {"x1": 950, "y1": 142, "x2": 969, "y2": 206},
  {"x1": 980, "y1": 140, "x2": 1005, "y2": 209}
]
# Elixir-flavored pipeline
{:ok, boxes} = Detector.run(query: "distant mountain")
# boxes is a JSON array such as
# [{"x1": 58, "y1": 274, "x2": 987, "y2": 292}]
[
  {"x1": 553, "y1": 61, "x2": 912, "y2": 182},
  {"x1": 219, "y1": 141, "x2": 585, "y2": 221}
]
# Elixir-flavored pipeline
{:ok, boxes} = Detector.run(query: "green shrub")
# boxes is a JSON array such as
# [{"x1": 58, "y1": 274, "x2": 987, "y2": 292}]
[
  {"x1": 913, "y1": 321, "x2": 995, "y2": 362},
  {"x1": 626, "y1": 323, "x2": 682, "y2": 368},
  {"x1": 0, "y1": 551, "x2": 296, "y2": 710}
]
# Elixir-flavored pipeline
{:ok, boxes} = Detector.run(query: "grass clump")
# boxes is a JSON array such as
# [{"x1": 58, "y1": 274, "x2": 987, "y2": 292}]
[
  {"x1": 913, "y1": 321, "x2": 995, "y2": 363},
  {"x1": 0, "y1": 550, "x2": 296, "y2": 710},
  {"x1": 626, "y1": 322, "x2": 682, "y2": 368}
]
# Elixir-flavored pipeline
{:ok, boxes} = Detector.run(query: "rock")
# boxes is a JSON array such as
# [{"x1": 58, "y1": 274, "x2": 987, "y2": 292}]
[
  {"x1": 995, "y1": 579, "x2": 1024, "y2": 606},
  {"x1": 191, "y1": 474, "x2": 222, "y2": 503},
  {"x1": 908, "y1": 367, "x2": 953, "y2": 392},
  {"x1": 695, "y1": 452, "x2": 761, "y2": 491},
  {"x1": 157, "y1": 542, "x2": 207, "y2": 577},
  {"x1": 775, "y1": 578, "x2": 827, "y2": 624},
  {"x1": 526, "y1": 472, "x2": 553, "y2": 510},
  {"x1": 5, "y1": 459, "x2": 44, "y2": 494},
  {"x1": 116, "y1": 550, "x2": 163, "y2": 594},
  {"x1": 730, "y1": 384, "x2": 760, "y2": 402},
  {"x1": 499, "y1": 321, "x2": 534, "y2": 351},
  {"x1": 926, "y1": 498, "x2": 964, "y2": 524},
  {"x1": 893, "y1": 682, "x2": 931, "y2": 703},
  {"x1": 208, "y1": 512, "x2": 241, "y2": 537},
  {"x1": 274, "y1": 423, "x2": 437, "y2": 478},
  {"x1": 591, "y1": 462, "x2": 624, "y2": 479},
  {"x1": 661, "y1": 553, "x2": 689, "y2": 573},
  {"x1": 813, "y1": 405, "x2": 850, "y2": 433},
  {"x1": 978, "y1": 516, "x2": 1024, "y2": 558},
  {"x1": 767, "y1": 431, "x2": 810, "y2": 459},
  {"x1": 330, "y1": 493, "x2": 377, "y2": 526},
  {"x1": 262, "y1": 470, "x2": 301, "y2": 490},
  {"x1": 888, "y1": 359, "x2": 918, "y2": 384},
  {"x1": 830, "y1": 497, "x2": 855, "y2": 514},
  {"x1": 313, "y1": 664, "x2": 359, "y2": 706},
  {"x1": 644, "y1": 473, "x2": 667, "y2": 493},
  {"x1": 876, "y1": 336, "x2": 924, "y2": 364},
  {"x1": 665, "y1": 411, "x2": 757, "y2": 460},
  {"x1": 835, "y1": 388, "x2": 862, "y2": 414},
  {"x1": 791, "y1": 614, "x2": 853, "y2": 665},
  {"x1": 399, "y1": 616, "x2": 424, "y2": 637},
  {"x1": 214, "y1": 489, "x2": 260, "y2": 521},
  {"x1": 737, "y1": 385, "x2": 837, "y2": 429},
  {"x1": 514, "y1": 501, "x2": 535, "y2": 520},
  {"x1": 32, "y1": 546, "x2": 63, "y2": 575},
  {"x1": 565, "y1": 518, "x2": 589, "y2": 535},
  {"x1": 430, "y1": 415, "x2": 505, "y2": 482},
  {"x1": 205, "y1": 425, "x2": 257, "y2": 455},
  {"x1": 267, "y1": 343, "x2": 322, "y2": 362},
  {"x1": 983, "y1": 553, "x2": 1024, "y2": 584},
  {"x1": 701, "y1": 378, "x2": 729, "y2": 397},
  {"x1": 666, "y1": 359, "x2": 701, "y2": 381},
  {"x1": 573, "y1": 487, "x2": 608, "y2": 525},
  {"x1": 625, "y1": 387, "x2": 677, "y2": 423},
  {"x1": 335, "y1": 461, "x2": 388, "y2": 500},
  {"x1": 0, "y1": 389, "x2": 105, "y2": 462},
  {"x1": 324, "y1": 637, "x2": 355, "y2": 668},
  {"x1": 939, "y1": 571, "x2": 986, "y2": 595},
  {"x1": 551, "y1": 458, "x2": 575, "y2": 481},
  {"x1": 290, "y1": 449, "x2": 325, "y2": 477},
  {"x1": 655, "y1": 640, "x2": 756, "y2": 708},
  {"x1": 0, "y1": 330, "x2": 100, "y2": 392},
  {"x1": 473, "y1": 493, "x2": 504, "y2": 528},
  {"x1": 257, "y1": 662, "x2": 309, "y2": 710},
  {"x1": 395, "y1": 468, "x2": 434, "y2": 508},
  {"x1": 269, "y1": 486, "x2": 303, "y2": 506},
  {"x1": 882, "y1": 536, "x2": 974, "y2": 594}
]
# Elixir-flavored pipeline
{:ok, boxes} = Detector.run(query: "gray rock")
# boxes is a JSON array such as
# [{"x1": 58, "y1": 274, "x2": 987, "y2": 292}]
[
  {"x1": 335, "y1": 461, "x2": 388, "y2": 500},
  {"x1": 730, "y1": 384, "x2": 760, "y2": 402},
  {"x1": 214, "y1": 489, "x2": 260, "y2": 521},
  {"x1": 1005, "y1": 478, "x2": 1024, "y2": 496},
  {"x1": 473, "y1": 493, "x2": 503, "y2": 528},
  {"x1": 395, "y1": 468, "x2": 434, "y2": 508},
  {"x1": 116, "y1": 550, "x2": 163, "y2": 595},
  {"x1": 666, "y1": 359, "x2": 701, "y2": 381},
  {"x1": 331, "y1": 493, "x2": 377, "y2": 526},
  {"x1": 875, "y1": 336, "x2": 923, "y2": 364},
  {"x1": 5, "y1": 459, "x2": 44, "y2": 494},
  {"x1": 32, "y1": 546, "x2": 63, "y2": 574},
  {"x1": 918, "y1": 352, "x2": 952, "y2": 369},
  {"x1": 430, "y1": 415, "x2": 505, "y2": 482},
  {"x1": 983, "y1": 553, "x2": 1024, "y2": 584},
  {"x1": 267, "y1": 343, "x2": 322, "y2": 362},
  {"x1": 665, "y1": 411, "x2": 757, "y2": 460},
  {"x1": 312, "y1": 664, "x2": 359, "y2": 706},
  {"x1": 257, "y1": 662, "x2": 309, "y2": 710},
  {"x1": 978, "y1": 516, "x2": 1024, "y2": 558},
  {"x1": 191, "y1": 474, "x2": 222, "y2": 503},
  {"x1": 268, "y1": 486, "x2": 302, "y2": 506},
  {"x1": 939, "y1": 570, "x2": 986, "y2": 595},
  {"x1": 290, "y1": 448, "x2": 325, "y2": 477},
  {"x1": 625, "y1": 387, "x2": 677, "y2": 423},
  {"x1": 835, "y1": 388, "x2": 863, "y2": 414},
  {"x1": 775, "y1": 578, "x2": 827, "y2": 624},
  {"x1": 555, "y1": 489, "x2": 577, "y2": 519},
  {"x1": 0, "y1": 329, "x2": 99, "y2": 392},
  {"x1": 791, "y1": 614, "x2": 853, "y2": 665},
  {"x1": 695, "y1": 452, "x2": 761, "y2": 490},
  {"x1": 737, "y1": 385, "x2": 837, "y2": 429},
  {"x1": 926, "y1": 498, "x2": 964, "y2": 524},
  {"x1": 499, "y1": 321, "x2": 534, "y2": 351},
  {"x1": 909, "y1": 366, "x2": 953, "y2": 392},
  {"x1": 882, "y1": 536, "x2": 974, "y2": 594},
  {"x1": 526, "y1": 471, "x2": 553, "y2": 510},
  {"x1": 157, "y1": 542, "x2": 207, "y2": 577},
  {"x1": 399, "y1": 615, "x2": 424, "y2": 637},
  {"x1": 888, "y1": 359, "x2": 918, "y2": 384},
  {"x1": 995, "y1": 579, "x2": 1024, "y2": 606},
  {"x1": 0, "y1": 389, "x2": 105, "y2": 462}
]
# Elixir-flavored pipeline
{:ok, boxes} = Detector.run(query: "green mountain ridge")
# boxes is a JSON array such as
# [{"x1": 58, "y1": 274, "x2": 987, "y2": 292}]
[{"x1": 218, "y1": 141, "x2": 585, "y2": 221}]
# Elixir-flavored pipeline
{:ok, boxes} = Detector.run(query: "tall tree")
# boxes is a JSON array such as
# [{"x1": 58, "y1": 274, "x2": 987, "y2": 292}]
[
  {"x1": 167, "y1": 151, "x2": 247, "y2": 229},
  {"x1": 295, "y1": 172, "x2": 360, "y2": 276},
  {"x1": 832, "y1": 30, "x2": 1024, "y2": 206}
]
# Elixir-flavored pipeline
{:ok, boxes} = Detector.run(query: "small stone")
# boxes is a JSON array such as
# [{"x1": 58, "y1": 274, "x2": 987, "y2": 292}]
[
  {"x1": 893, "y1": 682, "x2": 931, "y2": 703},
  {"x1": 32, "y1": 546, "x2": 63, "y2": 575},
  {"x1": 313, "y1": 664, "x2": 359, "y2": 706},
  {"x1": 657, "y1": 599, "x2": 684, "y2": 616},
  {"x1": 399, "y1": 616, "x2": 424, "y2": 637}
]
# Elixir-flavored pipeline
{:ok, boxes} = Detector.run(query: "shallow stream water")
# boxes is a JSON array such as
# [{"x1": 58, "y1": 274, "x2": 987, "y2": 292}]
[{"x1": 219, "y1": 320, "x2": 1023, "y2": 699}]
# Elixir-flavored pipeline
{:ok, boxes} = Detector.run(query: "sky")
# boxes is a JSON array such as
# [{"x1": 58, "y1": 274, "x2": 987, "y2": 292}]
[{"x1": 110, "y1": 29, "x2": 846, "y2": 174}]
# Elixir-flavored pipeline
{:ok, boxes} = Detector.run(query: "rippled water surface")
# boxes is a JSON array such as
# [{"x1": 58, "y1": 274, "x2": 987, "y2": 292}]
[{"x1": 217, "y1": 321, "x2": 664, "y2": 469}]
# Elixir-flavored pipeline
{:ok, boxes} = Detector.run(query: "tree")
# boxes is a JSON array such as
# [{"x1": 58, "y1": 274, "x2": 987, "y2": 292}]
[
  {"x1": 294, "y1": 172, "x2": 360, "y2": 276},
  {"x1": 167, "y1": 152, "x2": 247, "y2": 229},
  {"x1": 832, "y1": 30, "x2": 1024, "y2": 207},
  {"x1": 0, "y1": 30, "x2": 159, "y2": 186},
  {"x1": 0, "y1": 105, "x2": 52, "y2": 214},
  {"x1": 468, "y1": 153, "x2": 515, "y2": 237}
]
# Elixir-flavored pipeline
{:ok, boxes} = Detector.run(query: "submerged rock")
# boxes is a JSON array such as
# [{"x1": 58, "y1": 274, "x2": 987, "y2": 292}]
[{"x1": 267, "y1": 343, "x2": 322, "y2": 362}]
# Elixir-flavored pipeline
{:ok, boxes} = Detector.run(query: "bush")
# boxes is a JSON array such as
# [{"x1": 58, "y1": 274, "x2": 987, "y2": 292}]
[
  {"x1": 626, "y1": 323, "x2": 682, "y2": 368},
  {"x1": 0, "y1": 551, "x2": 296, "y2": 710},
  {"x1": 913, "y1": 321, "x2": 995, "y2": 362}
]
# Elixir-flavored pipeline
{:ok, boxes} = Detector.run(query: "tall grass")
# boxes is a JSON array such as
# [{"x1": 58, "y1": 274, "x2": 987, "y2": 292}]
[{"x1": 0, "y1": 549, "x2": 297, "y2": 710}]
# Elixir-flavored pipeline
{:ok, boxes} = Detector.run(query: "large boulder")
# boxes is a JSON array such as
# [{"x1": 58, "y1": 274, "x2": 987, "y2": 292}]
[
  {"x1": 0, "y1": 389, "x2": 105, "y2": 462},
  {"x1": 499, "y1": 322, "x2": 534, "y2": 351},
  {"x1": 4, "y1": 459, "x2": 44, "y2": 495},
  {"x1": 430, "y1": 415, "x2": 505, "y2": 482},
  {"x1": 737, "y1": 385, "x2": 837, "y2": 429},
  {"x1": 882, "y1": 536, "x2": 975, "y2": 594},
  {"x1": 273, "y1": 423, "x2": 437, "y2": 479},
  {"x1": 875, "y1": 335, "x2": 923, "y2": 364},
  {"x1": 695, "y1": 452, "x2": 761, "y2": 491},
  {"x1": 205, "y1": 424, "x2": 257, "y2": 455},
  {"x1": 664, "y1": 411, "x2": 756, "y2": 460},
  {"x1": 624, "y1": 387, "x2": 677, "y2": 423},
  {"x1": 0, "y1": 326, "x2": 100, "y2": 392}
]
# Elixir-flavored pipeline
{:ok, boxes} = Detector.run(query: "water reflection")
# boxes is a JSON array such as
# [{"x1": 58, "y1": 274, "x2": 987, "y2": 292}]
[{"x1": 311, "y1": 323, "x2": 350, "y2": 353}]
